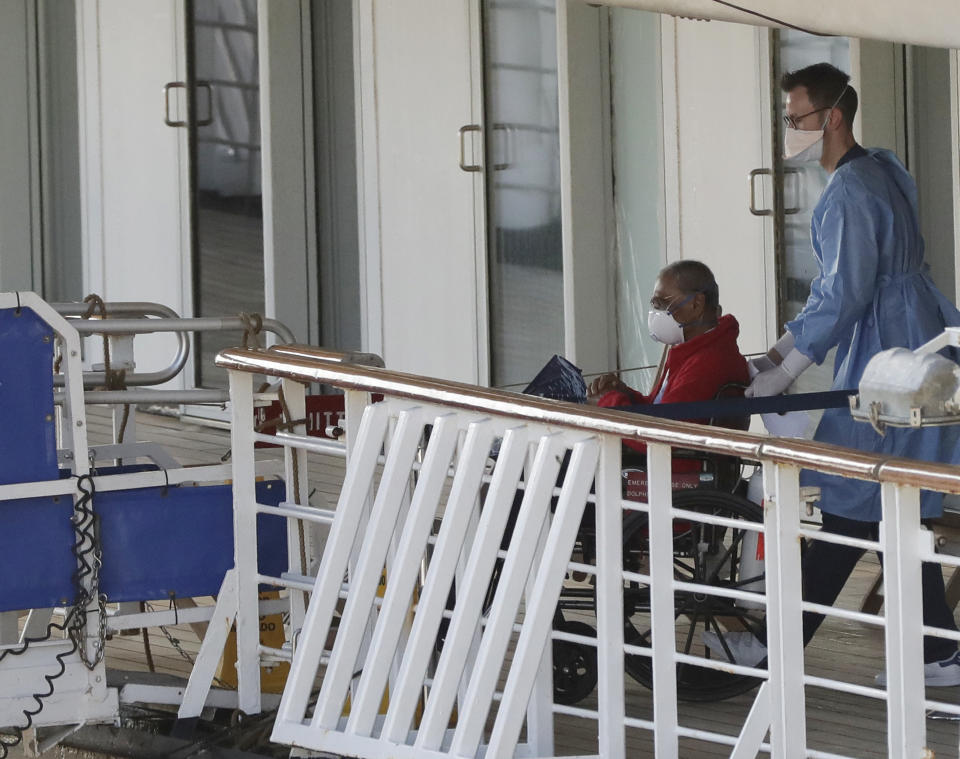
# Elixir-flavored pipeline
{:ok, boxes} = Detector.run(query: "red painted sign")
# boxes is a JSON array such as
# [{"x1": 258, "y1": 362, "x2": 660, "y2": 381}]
[{"x1": 254, "y1": 394, "x2": 345, "y2": 446}]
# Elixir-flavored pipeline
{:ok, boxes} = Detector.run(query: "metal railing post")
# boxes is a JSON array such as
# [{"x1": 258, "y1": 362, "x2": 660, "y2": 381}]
[
  {"x1": 763, "y1": 461, "x2": 806, "y2": 756},
  {"x1": 647, "y1": 442, "x2": 679, "y2": 757},
  {"x1": 595, "y1": 434, "x2": 626, "y2": 759},
  {"x1": 228, "y1": 368, "x2": 262, "y2": 715},
  {"x1": 881, "y1": 482, "x2": 927, "y2": 756}
]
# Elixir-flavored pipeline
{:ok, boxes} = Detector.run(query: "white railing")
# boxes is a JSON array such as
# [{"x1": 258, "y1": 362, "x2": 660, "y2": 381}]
[{"x1": 201, "y1": 343, "x2": 960, "y2": 759}]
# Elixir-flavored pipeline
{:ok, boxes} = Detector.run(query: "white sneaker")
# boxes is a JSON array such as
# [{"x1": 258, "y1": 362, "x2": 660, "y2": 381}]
[
  {"x1": 702, "y1": 630, "x2": 767, "y2": 667},
  {"x1": 876, "y1": 651, "x2": 960, "y2": 687}
]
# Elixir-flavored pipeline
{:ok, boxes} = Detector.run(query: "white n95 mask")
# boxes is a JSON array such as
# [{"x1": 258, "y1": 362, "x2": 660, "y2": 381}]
[
  {"x1": 647, "y1": 308, "x2": 685, "y2": 345},
  {"x1": 784, "y1": 126, "x2": 823, "y2": 162}
]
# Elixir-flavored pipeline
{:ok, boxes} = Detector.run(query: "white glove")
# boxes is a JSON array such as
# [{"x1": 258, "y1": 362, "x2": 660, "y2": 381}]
[
  {"x1": 748, "y1": 356, "x2": 771, "y2": 378},
  {"x1": 745, "y1": 348, "x2": 812, "y2": 398},
  {"x1": 748, "y1": 332, "x2": 796, "y2": 378},
  {"x1": 772, "y1": 331, "x2": 796, "y2": 361}
]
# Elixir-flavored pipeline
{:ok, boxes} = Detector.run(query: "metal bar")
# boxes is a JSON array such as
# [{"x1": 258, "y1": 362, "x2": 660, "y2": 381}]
[
  {"x1": 56, "y1": 389, "x2": 229, "y2": 405},
  {"x1": 923, "y1": 698, "x2": 960, "y2": 716},
  {"x1": 68, "y1": 315, "x2": 295, "y2": 342},
  {"x1": 256, "y1": 430, "x2": 346, "y2": 457},
  {"x1": 731, "y1": 682, "x2": 772, "y2": 759},
  {"x1": 803, "y1": 674, "x2": 885, "y2": 699},
  {"x1": 107, "y1": 598, "x2": 287, "y2": 632},
  {"x1": 647, "y1": 442, "x2": 679, "y2": 756},
  {"x1": 881, "y1": 483, "x2": 927, "y2": 756},
  {"x1": 255, "y1": 574, "x2": 316, "y2": 593},
  {"x1": 673, "y1": 581, "x2": 766, "y2": 606},
  {"x1": 764, "y1": 462, "x2": 807, "y2": 755},
  {"x1": 797, "y1": 527, "x2": 879, "y2": 552},
  {"x1": 551, "y1": 704, "x2": 599, "y2": 720},
  {"x1": 215, "y1": 347, "x2": 960, "y2": 494},
  {"x1": 178, "y1": 570, "x2": 238, "y2": 719},
  {"x1": 920, "y1": 624, "x2": 960, "y2": 643},
  {"x1": 623, "y1": 716, "x2": 657, "y2": 731},
  {"x1": 679, "y1": 724, "x2": 772, "y2": 753},
  {"x1": 269, "y1": 343, "x2": 385, "y2": 368},
  {"x1": 229, "y1": 370, "x2": 261, "y2": 715},
  {"x1": 674, "y1": 652, "x2": 767, "y2": 679},
  {"x1": 258, "y1": 644, "x2": 291, "y2": 662},
  {"x1": 52, "y1": 300, "x2": 180, "y2": 319},
  {"x1": 594, "y1": 435, "x2": 626, "y2": 759},
  {"x1": 257, "y1": 501, "x2": 335, "y2": 526},
  {"x1": 671, "y1": 505, "x2": 765, "y2": 533}
]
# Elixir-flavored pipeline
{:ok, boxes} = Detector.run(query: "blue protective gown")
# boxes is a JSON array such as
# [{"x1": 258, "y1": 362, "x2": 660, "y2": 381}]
[{"x1": 786, "y1": 148, "x2": 960, "y2": 521}]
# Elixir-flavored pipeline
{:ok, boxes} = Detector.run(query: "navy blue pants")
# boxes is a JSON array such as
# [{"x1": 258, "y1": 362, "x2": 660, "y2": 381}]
[{"x1": 801, "y1": 511, "x2": 958, "y2": 663}]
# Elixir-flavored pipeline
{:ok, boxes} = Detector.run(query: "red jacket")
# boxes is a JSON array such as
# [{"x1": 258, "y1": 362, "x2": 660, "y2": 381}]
[{"x1": 599, "y1": 314, "x2": 750, "y2": 456}]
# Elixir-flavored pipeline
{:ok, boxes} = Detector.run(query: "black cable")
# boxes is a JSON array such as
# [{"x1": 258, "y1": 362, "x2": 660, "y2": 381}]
[
  {"x1": 0, "y1": 474, "x2": 103, "y2": 759},
  {"x1": 709, "y1": 0, "x2": 828, "y2": 36}
]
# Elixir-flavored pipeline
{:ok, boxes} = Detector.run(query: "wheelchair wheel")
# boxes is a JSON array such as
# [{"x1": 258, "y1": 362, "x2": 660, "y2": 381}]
[{"x1": 621, "y1": 488, "x2": 765, "y2": 702}]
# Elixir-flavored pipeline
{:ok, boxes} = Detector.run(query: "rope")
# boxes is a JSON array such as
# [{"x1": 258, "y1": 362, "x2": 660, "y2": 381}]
[
  {"x1": 620, "y1": 389, "x2": 855, "y2": 420},
  {"x1": 82, "y1": 294, "x2": 131, "y2": 443},
  {"x1": 239, "y1": 312, "x2": 264, "y2": 349},
  {"x1": 140, "y1": 601, "x2": 155, "y2": 673}
]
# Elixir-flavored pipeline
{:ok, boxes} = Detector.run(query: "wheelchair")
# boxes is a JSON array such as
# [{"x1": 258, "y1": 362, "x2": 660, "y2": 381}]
[{"x1": 551, "y1": 387, "x2": 767, "y2": 705}]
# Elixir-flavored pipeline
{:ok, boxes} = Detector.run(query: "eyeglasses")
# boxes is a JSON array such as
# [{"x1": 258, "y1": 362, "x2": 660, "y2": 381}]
[
  {"x1": 783, "y1": 106, "x2": 829, "y2": 130},
  {"x1": 650, "y1": 293, "x2": 695, "y2": 313}
]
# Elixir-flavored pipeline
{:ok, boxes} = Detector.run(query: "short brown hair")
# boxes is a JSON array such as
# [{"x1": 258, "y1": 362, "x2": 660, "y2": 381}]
[{"x1": 781, "y1": 62, "x2": 858, "y2": 128}]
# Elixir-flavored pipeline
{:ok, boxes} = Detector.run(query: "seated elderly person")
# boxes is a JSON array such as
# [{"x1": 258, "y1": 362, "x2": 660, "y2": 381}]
[{"x1": 589, "y1": 260, "x2": 749, "y2": 451}]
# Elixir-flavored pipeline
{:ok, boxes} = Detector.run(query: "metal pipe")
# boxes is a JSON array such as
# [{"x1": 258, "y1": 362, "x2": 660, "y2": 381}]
[
  {"x1": 55, "y1": 389, "x2": 230, "y2": 405},
  {"x1": 216, "y1": 346, "x2": 960, "y2": 495},
  {"x1": 67, "y1": 315, "x2": 295, "y2": 343},
  {"x1": 52, "y1": 301, "x2": 190, "y2": 388},
  {"x1": 54, "y1": 306, "x2": 296, "y2": 388},
  {"x1": 269, "y1": 343, "x2": 385, "y2": 368}
]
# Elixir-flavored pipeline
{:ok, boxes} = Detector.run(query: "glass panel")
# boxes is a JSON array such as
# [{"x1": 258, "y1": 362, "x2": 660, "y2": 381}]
[
  {"x1": 192, "y1": 0, "x2": 263, "y2": 390},
  {"x1": 483, "y1": 0, "x2": 564, "y2": 389},
  {"x1": 312, "y1": 0, "x2": 361, "y2": 352},
  {"x1": 608, "y1": 8, "x2": 665, "y2": 392}
]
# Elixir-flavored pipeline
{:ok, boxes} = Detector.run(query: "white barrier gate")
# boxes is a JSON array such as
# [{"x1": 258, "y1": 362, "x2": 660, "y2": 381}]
[{"x1": 272, "y1": 398, "x2": 606, "y2": 757}]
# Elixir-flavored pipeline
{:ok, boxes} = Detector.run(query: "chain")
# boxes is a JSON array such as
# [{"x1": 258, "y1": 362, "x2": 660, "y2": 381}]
[
  {"x1": 70, "y1": 475, "x2": 106, "y2": 670},
  {"x1": 144, "y1": 602, "x2": 234, "y2": 690}
]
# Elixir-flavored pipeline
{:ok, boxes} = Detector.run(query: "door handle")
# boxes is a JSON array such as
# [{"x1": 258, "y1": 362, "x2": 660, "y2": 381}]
[
  {"x1": 784, "y1": 166, "x2": 803, "y2": 215},
  {"x1": 748, "y1": 168, "x2": 772, "y2": 216},
  {"x1": 196, "y1": 81, "x2": 214, "y2": 127},
  {"x1": 163, "y1": 82, "x2": 188, "y2": 127},
  {"x1": 491, "y1": 123, "x2": 512, "y2": 171},
  {"x1": 163, "y1": 81, "x2": 214, "y2": 127},
  {"x1": 458, "y1": 124, "x2": 482, "y2": 172}
]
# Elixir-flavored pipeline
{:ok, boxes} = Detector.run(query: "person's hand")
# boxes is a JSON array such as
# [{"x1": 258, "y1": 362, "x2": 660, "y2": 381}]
[
  {"x1": 587, "y1": 373, "x2": 628, "y2": 404},
  {"x1": 748, "y1": 332, "x2": 795, "y2": 379},
  {"x1": 745, "y1": 348, "x2": 812, "y2": 398},
  {"x1": 745, "y1": 365, "x2": 793, "y2": 397},
  {"x1": 747, "y1": 356, "x2": 771, "y2": 379}
]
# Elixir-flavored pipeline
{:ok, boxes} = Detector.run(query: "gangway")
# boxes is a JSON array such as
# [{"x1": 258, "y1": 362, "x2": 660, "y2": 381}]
[
  {"x1": 0, "y1": 292, "x2": 303, "y2": 756},
  {"x1": 205, "y1": 342, "x2": 960, "y2": 759}
]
